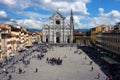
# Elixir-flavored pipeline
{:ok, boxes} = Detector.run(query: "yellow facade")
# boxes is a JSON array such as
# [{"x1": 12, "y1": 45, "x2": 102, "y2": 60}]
[
  {"x1": 32, "y1": 32, "x2": 41, "y2": 43},
  {"x1": 0, "y1": 24, "x2": 12, "y2": 58},
  {"x1": 0, "y1": 24, "x2": 26, "y2": 59},
  {"x1": 11, "y1": 26, "x2": 21, "y2": 53},
  {"x1": 20, "y1": 28, "x2": 29, "y2": 47},
  {"x1": 73, "y1": 31, "x2": 90, "y2": 45},
  {"x1": 90, "y1": 25, "x2": 109, "y2": 43},
  {"x1": 0, "y1": 23, "x2": 42, "y2": 60}
]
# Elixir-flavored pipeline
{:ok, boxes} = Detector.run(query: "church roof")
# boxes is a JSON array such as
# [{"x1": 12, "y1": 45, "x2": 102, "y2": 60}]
[{"x1": 49, "y1": 10, "x2": 65, "y2": 19}]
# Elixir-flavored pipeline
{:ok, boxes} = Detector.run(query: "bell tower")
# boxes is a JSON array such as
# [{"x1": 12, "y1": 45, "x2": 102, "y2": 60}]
[
  {"x1": 70, "y1": 9, "x2": 74, "y2": 31},
  {"x1": 70, "y1": 9, "x2": 74, "y2": 43}
]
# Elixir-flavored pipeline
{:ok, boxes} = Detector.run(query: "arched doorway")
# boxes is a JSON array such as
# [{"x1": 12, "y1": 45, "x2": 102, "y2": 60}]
[
  {"x1": 67, "y1": 38, "x2": 70, "y2": 43},
  {"x1": 56, "y1": 32, "x2": 60, "y2": 43},
  {"x1": 46, "y1": 35, "x2": 49, "y2": 43},
  {"x1": 67, "y1": 35, "x2": 70, "y2": 43},
  {"x1": 46, "y1": 38, "x2": 48, "y2": 43},
  {"x1": 56, "y1": 37, "x2": 60, "y2": 43}
]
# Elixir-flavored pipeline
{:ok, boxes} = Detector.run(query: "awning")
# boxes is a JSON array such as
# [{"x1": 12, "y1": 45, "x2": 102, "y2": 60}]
[{"x1": 101, "y1": 56, "x2": 120, "y2": 65}]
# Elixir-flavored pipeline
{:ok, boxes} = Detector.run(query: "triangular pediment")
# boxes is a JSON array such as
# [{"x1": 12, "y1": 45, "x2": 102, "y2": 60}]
[{"x1": 50, "y1": 11, "x2": 65, "y2": 19}]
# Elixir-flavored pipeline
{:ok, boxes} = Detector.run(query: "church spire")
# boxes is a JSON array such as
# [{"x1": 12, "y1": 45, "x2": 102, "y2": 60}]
[
  {"x1": 70, "y1": 9, "x2": 74, "y2": 43},
  {"x1": 70, "y1": 9, "x2": 74, "y2": 29}
]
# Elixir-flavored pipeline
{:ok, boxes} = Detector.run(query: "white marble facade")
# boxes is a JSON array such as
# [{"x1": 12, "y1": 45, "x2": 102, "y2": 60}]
[{"x1": 42, "y1": 10, "x2": 74, "y2": 44}]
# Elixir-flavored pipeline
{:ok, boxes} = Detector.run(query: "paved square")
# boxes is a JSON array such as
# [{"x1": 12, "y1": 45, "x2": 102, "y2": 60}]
[{"x1": 2, "y1": 46, "x2": 107, "y2": 80}]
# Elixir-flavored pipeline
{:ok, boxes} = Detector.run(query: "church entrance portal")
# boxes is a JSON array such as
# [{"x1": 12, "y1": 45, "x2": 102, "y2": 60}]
[
  {"x1": 56, "y1": 37, "x2": 60, "y2": 43},
  {"x1": 46, "y1": 35, "x2": 49, "y2": 43},
  {"x1": 67, "y1": 35, "x2": 70, "y2": 43},
  {"x1": 46, "y1": 38, "x2": 48, "y2": 43},
  {"x1": 56, "y1": 32, "x2": 60, "y2": 43},
  {"x1": 67, "y1": 38, "x2": 70, "y2": 43}
]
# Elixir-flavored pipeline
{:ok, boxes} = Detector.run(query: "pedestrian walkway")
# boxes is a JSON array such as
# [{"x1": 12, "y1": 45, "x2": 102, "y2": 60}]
[{"x1": 1, "y1": 46, "x2": 107, "y2": 80}]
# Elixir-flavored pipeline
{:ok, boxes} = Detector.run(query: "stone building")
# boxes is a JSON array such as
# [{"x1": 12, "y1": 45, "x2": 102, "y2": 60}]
[
  {"x1": 101, "y1": 29, "x2": 120, "y2": 56},
  {"x1": 42, "y1": 10, "x2": 74, "y2": 44}
]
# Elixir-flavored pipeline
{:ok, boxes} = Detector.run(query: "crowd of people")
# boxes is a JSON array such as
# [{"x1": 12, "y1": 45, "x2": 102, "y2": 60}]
[
  {"x1": 46, "y1": 57, "x2": 63, "y2": 65},
  {"x1": 0, "y1": 43, "x2": 115, "y2": 80},
  {"x1": 37, "y1": 53, "x2": 45, "y2": 60},
  {"x1": 0, "y1": 56, "x2": 14, "y2": 68},
  {"x1": 0, "y1": 43, "x2": 49, "y2": 80}
]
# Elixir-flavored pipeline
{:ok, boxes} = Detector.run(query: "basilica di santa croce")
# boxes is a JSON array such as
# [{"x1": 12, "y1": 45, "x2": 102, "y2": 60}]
[{"x1": 42, "y1": 10, "x2": 74, "y2": 44}]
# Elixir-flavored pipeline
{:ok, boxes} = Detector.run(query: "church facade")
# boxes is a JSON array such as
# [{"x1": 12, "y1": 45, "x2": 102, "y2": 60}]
[{"x1": 42, "y1": 10, "x2": 74, "y2": 44}]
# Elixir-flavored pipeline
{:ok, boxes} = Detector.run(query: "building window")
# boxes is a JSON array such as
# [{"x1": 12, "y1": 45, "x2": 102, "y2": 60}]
[{"x1": 56, "y1": 20, "x2": 60, "y2": 25}]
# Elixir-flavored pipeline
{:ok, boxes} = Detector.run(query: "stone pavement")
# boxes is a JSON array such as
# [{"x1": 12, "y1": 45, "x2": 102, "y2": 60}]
[{"x1": 1, "y1": 46, "x2": 107, "y2": 80}]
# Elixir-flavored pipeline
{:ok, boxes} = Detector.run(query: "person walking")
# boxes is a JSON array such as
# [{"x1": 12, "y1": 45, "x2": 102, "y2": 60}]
[
  {"x1": 35, "y1": 68, "x2": 38, "y2": 72},
  {"x1": 97, "y1": 73, "x2": 100, "y2": 79},
  {"x1": 2, "y1": 67, "x2": 6, "y2": 73},
  {"x1": 90, "y1": 61, "x2": 93, "y2": 65},
  {"x1": 18, "y1": 67, "x2": 22, "y2": 74},
  {"x1": 8, "y1": 74, "x2": 12, "y2": 80},
  {"x1": 91, "y1": 66, "x2": 94, "y2": 71},
  {"x1": 5, "y1": 68, "x2": 9, "y2": 76}
]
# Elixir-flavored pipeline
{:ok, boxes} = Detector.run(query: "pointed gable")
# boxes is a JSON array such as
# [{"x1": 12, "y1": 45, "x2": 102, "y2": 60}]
[{"x1": 49, "y1": 11, "x2": 65, "y2": 19}]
